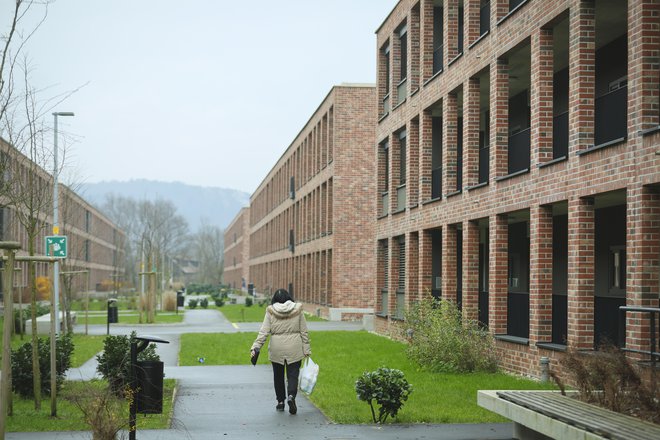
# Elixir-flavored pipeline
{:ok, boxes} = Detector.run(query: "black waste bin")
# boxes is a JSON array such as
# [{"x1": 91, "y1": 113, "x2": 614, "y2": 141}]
[
  {"x1": 176, "y1": 291, "x2": 184, "y2": 307},
  {"x1": 247, "y1": 283, "x2": 254, "y2": 296},
  {"x1": 136, "y1": 360, "x2": 164, "y2": 414},
  {"x1": 107, "y1": 302, "x2": 118, "y2": 324}
]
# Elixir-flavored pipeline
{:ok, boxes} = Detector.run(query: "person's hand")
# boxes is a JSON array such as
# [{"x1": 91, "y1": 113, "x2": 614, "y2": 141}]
[{"x1": 250, "y1": 350, "x2": 255, "y2": 357}]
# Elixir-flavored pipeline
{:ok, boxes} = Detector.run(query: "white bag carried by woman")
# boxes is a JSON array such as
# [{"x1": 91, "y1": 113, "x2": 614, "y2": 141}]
[{"x1": 299, "y1": 357, "x2": 319, "y2": 394}]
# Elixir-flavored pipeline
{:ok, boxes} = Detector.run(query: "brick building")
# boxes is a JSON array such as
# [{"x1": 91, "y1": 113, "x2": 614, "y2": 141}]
[
  {"x1": 247, "y1": 84, "x2": 377, "y2": 320},
  {"x1": 223, "y1": 207, "x2": 250, "y2": 290},
  {"x1": 0, "y1": 138, "x2": 125, "y2": 298},
  {"x1": 375, "y1": 0, "x2": 660, "y2": 377}
]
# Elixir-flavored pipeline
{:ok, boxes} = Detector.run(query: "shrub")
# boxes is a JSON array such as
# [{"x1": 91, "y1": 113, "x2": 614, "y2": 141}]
[
  {"x1": 557, "y1": 344, "x2": 659, "y2": 424},
  {"x1": 162, "y1": 291, "x2": 177, "y2": 311},
  {"x1": 404, "y1": 298, "x2": 497, "y2": 373},
  {"x1": 96, "y1": 331, "x2": 160, "y2": 396},
  {"x1": 355, "y1": 367, "x2": 412, "y2": 423},
  {"x1": 11, "y1": 333, "x2": 74, "y2": 398},
  {"x1": 214, "y1": 298, "x2": 225, "y2": 307},
  {"x1": 200, "y1": 298, "x2": 209, "y2": 309},
  {"x1": 188, "y1": 299, "x2": 198, "y2": 309},
  {"x1": 65, "y1": 382, "x2": 127, "y2": 440},
  {"x1": 245, "y1": 296, "x2": 253, "y2": 307}
]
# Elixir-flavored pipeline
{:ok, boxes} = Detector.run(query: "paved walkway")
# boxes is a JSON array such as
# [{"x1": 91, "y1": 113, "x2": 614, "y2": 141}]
[{"x1": 10, "y1": 309, "x2": 513, "y2": 440}]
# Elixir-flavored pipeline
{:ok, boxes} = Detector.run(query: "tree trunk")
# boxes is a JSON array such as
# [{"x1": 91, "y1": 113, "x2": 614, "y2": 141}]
[{"x1": 28, "y1": 258, "x2": 41, "y2": 410}]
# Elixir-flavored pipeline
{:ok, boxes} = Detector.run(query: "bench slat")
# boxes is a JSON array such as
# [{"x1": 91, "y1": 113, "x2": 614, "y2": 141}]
[{"x1": 497, "y1": 391, "x2": 660, "y2": 440}]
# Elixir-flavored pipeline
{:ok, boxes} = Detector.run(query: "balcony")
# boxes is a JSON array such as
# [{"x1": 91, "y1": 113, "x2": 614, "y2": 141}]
[
  {"x1": 395, "y1": 289, "x2": 405, "y2": 319},
  {"x1": 383, "y1": 94, "x2": 391, "y2": 116},
  {"x1": 594, "y1": 86, "x2": 627, "y2": 146},
  {"x1": 397, "y1": 79, "x2": 407, "y2": 106},
  {"x1": 508, "y1": 127, "x2": 530, "y2": 174},
  {"x1": 480, "y1": 2, "x2": 490, "y2": 36},
  {"x1": 431, "y1": 167, "x2": 442, "y2": 199},
  {"x1": 380, "y1": 289, "x2": 389, "y2": 316},
  {"x1": 479, "y1": 145, "x2": 489, "y2": 184},
  {"x1": 396, "y1": 185, "x2": 406, "y2": 212},
  {"x1": 433, "y1": 44, "x2": 444, "y2": 75},
  {"x1": 553, "y1": 111, "x2": 568, "y2": 159}
]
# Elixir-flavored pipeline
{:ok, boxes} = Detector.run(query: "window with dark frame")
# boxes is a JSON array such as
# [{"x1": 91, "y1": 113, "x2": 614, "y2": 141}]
[{"x1": 399, "y1": 130, "x2": 407, "y2": 185}]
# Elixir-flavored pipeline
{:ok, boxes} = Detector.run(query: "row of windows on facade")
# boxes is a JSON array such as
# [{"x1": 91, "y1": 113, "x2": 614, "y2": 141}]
[
  {"x1": 377, "y1": 200, "x2": 628, "y2": 348},
  {"x1": 250, "y1": 179, "x2": 334, "y2": 258},
  {"x1": 379, "y1": 19, "x2": 629, "y2": 211},
  {"x1": 380, "y1": 1, "x2": 538, "y2": 115},
  {"x1": 250, "y1": 249, "x2": 334, "y2": 306},
  {"x1": 250, "y1": 107, "x2": 335, "y2": 227}
]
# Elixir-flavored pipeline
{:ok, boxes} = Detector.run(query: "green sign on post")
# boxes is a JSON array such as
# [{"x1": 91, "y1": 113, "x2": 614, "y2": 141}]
[{"x1": 45, "y1": 236, "x2": 67, "y2": 258}]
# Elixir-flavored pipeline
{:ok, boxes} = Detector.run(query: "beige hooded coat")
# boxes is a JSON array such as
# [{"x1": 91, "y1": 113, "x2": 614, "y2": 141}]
[{"x1": 251, "y1": 301, "x2": 311, "y2": 364}]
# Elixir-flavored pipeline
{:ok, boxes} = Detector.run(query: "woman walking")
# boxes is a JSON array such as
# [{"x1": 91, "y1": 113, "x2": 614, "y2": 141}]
[{"x1": 251, "y1": 289, "x2": 311, "y2": 414}]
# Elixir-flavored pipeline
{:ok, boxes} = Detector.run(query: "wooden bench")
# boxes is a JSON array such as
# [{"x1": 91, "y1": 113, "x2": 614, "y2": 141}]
[{"x1": 478, "y1": 390, "x2": 660, "y2": 440}]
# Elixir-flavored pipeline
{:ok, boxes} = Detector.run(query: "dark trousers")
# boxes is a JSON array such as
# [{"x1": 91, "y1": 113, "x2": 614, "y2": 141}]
[{"x1": 271, "y1": 360, "x2": 301, "y2": 402}]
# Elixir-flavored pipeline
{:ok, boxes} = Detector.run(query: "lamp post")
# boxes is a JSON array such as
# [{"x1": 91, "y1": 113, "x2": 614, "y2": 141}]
[{"x1": 52, "y1": 111, "x2": 74, "y2": 335}]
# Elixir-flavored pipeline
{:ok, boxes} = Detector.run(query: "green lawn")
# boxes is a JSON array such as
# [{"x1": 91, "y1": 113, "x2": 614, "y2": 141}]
[
  {"x1": 70, "y1": 335, "x2": 106, "y2": 367},
  {"x1": 216, "y1": 304, "x2": 325, "y2": 323},
  {"x1": 179, "y1": 331, "x2": 556, "y2": 424},
  {"x1": 7, "y1": 379, "x2": 175, "y2": 432}
]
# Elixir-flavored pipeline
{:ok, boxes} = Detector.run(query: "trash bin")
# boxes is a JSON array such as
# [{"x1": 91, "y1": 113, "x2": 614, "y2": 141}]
[
  {"x1": 176, "y1": 291, "x2": 184, "y2": 307},
  {"x1": 136, "y1": 360, "x2": 164, "y2": 414},
  {"x1": 107, "y1": 301, "x2": 118, "y2": 324},
  {"x1": 247, "y1": 283, "x2": 254, "y2": 296}
]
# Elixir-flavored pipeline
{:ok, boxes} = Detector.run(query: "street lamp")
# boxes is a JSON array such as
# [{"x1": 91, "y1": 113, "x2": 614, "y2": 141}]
[{"x1": 52, "y1": 111, "x2": 74, "y2": 334}]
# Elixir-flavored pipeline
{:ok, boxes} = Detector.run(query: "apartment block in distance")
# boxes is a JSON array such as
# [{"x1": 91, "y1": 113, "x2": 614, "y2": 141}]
[
  {"x1": 0, "y1": 138, "x2": 125, "y2": 298},
  {"x1": 375, "y1": 0, "x2": 660, "y2": 377},
  {"x1": 249, "y1": 84, "x2": 377, "y2": 320},
  {"x1": 224, "y1": 207, "x2": 250, "y2": 290}
]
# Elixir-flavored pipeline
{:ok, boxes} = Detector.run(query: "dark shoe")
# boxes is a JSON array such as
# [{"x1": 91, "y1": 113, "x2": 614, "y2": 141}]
[
  {"x1": 287, "y1": 395, "x2": 297, "y2": 415},
  {"x1": 276, "y1": 401, "x2": 285, "y2": 411}
]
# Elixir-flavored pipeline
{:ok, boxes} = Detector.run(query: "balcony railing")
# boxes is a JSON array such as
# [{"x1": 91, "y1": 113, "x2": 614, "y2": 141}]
[
  {"x1": 431, "y1": 167, "x2": 442, "y2": 199},
  {"x1": 553, "y1": 111, "x2": 568, "y2": 159},
  {"x1": 595, "y1": 86, "x2": 627, "y2": 146},
  {"x1": 397, "y1": 79, "x2": 407, "y2": 105},
  {"x1": 507, "y1": 291, "x2": 530, "y2": 339},
  {"x1": 433, "y1": 44, "x2": 444, "y2": 74},
  {"x1": 381, "y1": 191, "x2": 389, "y2": 216},
  {"x1": 480, "y1": 2, "x2": 490, "y2": 36},
  {"x1": 395, "y1": 289, "x2": 405, "y2": 319},
  {"x1": 382, "y1": 94, "x2": 391, "y2": 116},
  {"x1": 508, "y1": 127, "x2": 530, "y2": 174},
  {"x1": 479, "y1": 145, "x2": 490, "y2": 184},
  {"x1": 397, "y1": 185, "x2": 406, "y2": 211},
  {"x1": 380, "y1": 289, "x2": 389, "y2": 315}
]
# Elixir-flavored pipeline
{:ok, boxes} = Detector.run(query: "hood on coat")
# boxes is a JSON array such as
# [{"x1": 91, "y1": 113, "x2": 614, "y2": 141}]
[{"x1": 269, "y1": 300, "x2": 302, "y2": 319}]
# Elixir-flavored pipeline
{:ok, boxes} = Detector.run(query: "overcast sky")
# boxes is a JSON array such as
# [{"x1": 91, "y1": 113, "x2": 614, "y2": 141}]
[{"x1": 15, "y1": 0, "x2": 398, "y2": 194}]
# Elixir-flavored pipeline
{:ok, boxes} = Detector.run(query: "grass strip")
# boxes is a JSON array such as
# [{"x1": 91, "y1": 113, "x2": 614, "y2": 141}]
[
  {"x1": 7, "y1": 379, "x2": 175, "y2": 432},
  {"x1": 81, "y1": 313, "x2": 183, "y2": 326},
  {"x1": 179, "y1": 331, "x2": 555, "y2": 424},
  {"x1": 215, "y1": 304, "x2": 325, "y2": 323}
]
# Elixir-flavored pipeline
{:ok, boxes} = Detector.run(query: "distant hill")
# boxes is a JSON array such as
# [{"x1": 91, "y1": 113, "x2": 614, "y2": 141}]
[{"x1": 80, "y1": 179, "x2": 250, "y2": 231}]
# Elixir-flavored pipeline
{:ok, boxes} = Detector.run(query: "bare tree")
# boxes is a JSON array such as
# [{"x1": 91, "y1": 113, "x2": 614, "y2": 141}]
[{"x1": 192, "y1": 220, "x2": 224, "y2": 285}]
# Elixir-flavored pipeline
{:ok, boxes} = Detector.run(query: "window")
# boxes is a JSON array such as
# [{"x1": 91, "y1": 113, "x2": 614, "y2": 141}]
[
  {"x1": 382, "y1": 42, "x2": 391, "y2": 114},
  {"x1": 399, "y1": 25, "x2": 407, "y2": 82},
  {"x1": 85, "y1": 210, "x2": 91, "y2": 233},
  {"x1": 396, "y1": 236, "x2": 406, "y2": 319},
  {"x1": 399, "y1": 131, "x2": 407, "y2": 185},
  {"x1": 433, "y1": 6, "x2": 444, "y2": 74},
  {"x1": 84, "y1": 239, "x2": 90, "y2": 262},
  {"x1": 610, "y1": 246, "x2": 626, "y2": 293}
]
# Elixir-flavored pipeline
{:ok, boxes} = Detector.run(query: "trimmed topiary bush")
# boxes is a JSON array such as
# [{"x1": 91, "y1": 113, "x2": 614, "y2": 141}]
[
  {"x1": 245, "y1": 296, "x2": 253, "y2": 307},
  {"x1": 355, "y1": 367, "x2": 412, "y2": 423},
  {"x1": 200, "y1": 298, "x2": 209, "y2": 308},
  {"x1": 187, "y1": 299, "x2": 198, "y2": 309}
]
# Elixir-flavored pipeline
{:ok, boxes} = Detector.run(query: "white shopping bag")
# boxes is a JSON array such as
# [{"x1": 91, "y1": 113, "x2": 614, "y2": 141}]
[{"x1": 299, "y1": 357, "x2": 319, "y2": 394}]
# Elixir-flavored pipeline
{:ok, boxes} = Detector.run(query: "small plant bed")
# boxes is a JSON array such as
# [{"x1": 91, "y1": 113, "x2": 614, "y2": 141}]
[
  {"x1": 179, "y1": 331, "x2": 555, "y2": 423},
  {"x1": 6, "y1": 379, "x2": 175, "y2": 432}
]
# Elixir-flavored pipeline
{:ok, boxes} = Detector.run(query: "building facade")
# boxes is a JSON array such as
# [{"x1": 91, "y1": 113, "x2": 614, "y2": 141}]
[
  {"x1": 375, "y1": 0, "x2": 660, "y2": 377},
  {"x1": 223, "y1": 207, "x2": 250, "y2": 290},
  {"x1": 248, "y1": 84, "x2": 377, "y2": 320},
  {"x1": 0, "y1": 139, "x2": 125, "y2": 299}
]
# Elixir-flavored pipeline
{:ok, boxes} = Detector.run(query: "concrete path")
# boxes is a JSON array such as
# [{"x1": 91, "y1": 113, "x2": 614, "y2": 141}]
[{"x1": 15, "y1": 309, "x2": 514, "y2": 440}]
